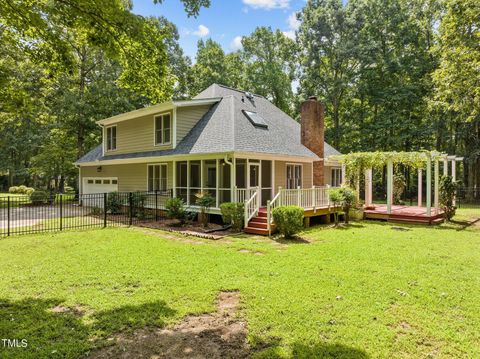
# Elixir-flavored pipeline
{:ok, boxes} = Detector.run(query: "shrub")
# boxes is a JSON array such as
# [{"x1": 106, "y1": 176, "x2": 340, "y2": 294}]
[
  {"x1": 131, "y1": 193, "x2": 147, "y2": 219},
  {"x1": 107, "y1": 192, "x2": 122, "y2": 214},
  {"x1": 90, "y1": 206, "x2": 102, "y2": 216},
  {"x1": 440, "y1": 175, "x2": 458, "y2": 221},
  {"x1": 328, "y1": 189, "x2": 343, "y2": 225},
  {"x1": 25, "y1": 187, "x2": 35, "y2": 196},
  {"x1": 8, "y1": 186, "x2": 19, "y2": 194},
  {"x1": 195, "y1": 192, "x2": 215, "y2": 228},
  {"x1": 329, "y1": 187, "x2": 357, "y2": 224},
  {"x1": 30, "y1": 190, "x2": 48, "y2": 205},
  {"x1": 166, "y1": 197, "x2": 186, "y2": 224},
  {"x1": 220, "y1": 202, "x2": 244, "y2": 231},
  {"x1": 18, "y1": 185, "x2": 27, "y2": 194},
  {"x1": 64, "y1": 186, "x2": 75, "y2": 194},
  {"x1": 272, "y1": 205, "x2": 304, "y2": 239}
]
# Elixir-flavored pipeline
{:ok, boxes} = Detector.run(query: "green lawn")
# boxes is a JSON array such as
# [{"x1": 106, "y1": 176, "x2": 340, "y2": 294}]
[{"x1": 1, "y1": 210, "x2": 479, "y2": 358}]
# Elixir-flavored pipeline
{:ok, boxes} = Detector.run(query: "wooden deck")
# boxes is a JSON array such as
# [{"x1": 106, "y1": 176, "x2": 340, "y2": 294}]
[{"x1": 364, "y1": 205, "x2": 444, "y2": 225}]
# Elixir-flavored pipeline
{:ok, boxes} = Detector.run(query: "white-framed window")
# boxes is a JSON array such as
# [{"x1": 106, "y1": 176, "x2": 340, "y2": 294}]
[
  {"x1": 106, "y1": 125, "x2": 117, "y2": 151},
  {"x1": 154, "y1": 112, "x2": 172, "y2": 145},
  {"x1": 148, "y1": 164, "x2": 168, "y2": 192},
  {"x1": 286, "y1": 164, "x2": 302, "y2": 189},
  {"x1": 331, "y1": 168, "x2": 342, "y2": 187}
]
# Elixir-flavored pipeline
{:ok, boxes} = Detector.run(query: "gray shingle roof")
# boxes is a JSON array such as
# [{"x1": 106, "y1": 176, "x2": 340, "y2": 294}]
[{"x1": 76, "y1": 84, "x2": 341, "y2": 164}]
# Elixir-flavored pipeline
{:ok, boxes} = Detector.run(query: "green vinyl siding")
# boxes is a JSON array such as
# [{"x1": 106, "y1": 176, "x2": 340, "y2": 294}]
[{"x1": 176, "y1": 105, "x2": 211, "y2": 144}]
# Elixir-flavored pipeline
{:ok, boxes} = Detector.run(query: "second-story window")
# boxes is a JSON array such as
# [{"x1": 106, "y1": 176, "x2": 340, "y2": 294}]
[
  {"x1": 155, "y1": 113, "x2": 171, "y2": 145},
  {"x1": 106, "y1": 126, "x2": 116, "y2": 151}
]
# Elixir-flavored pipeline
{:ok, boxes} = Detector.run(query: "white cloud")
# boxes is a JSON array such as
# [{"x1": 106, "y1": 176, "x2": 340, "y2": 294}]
[
  {"x1": 287, "y1": 12, "x2": 300, "y2": 31},
  {"x1": 283, "y1": 30, "x2": 295, "y2": 39},
  {"x1": 231, "y1": 36, "x2": 243, "y2": 50},
  {"x1": 283, "y1": 11, "x2": 300, "y2": 40},
  {"x1": 192, "y1": 24, "x2": 210, "y2": 37},
  {"x1": 242, "y1": 0, "x2": 290, "y2": 10}
]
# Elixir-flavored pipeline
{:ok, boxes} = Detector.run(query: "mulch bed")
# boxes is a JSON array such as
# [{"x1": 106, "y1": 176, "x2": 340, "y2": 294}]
[{"x1": 135, "y1": 219, "x2": 241, "y2": 240}]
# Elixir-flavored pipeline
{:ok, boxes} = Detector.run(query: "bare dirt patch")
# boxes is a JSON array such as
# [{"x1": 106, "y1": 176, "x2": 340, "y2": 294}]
[
  {"x1": 88, "y1": 291, "x2": 249, "y2": 359},
  {"x1": 136, "y1": 220, "x2": 237, "y2": 239},
  {"x1": 238, "y1": 248, "x2": 265, "y2": 256},
  {"x1": 50, "y1": 305, "x2": 85, "y2": 317}
]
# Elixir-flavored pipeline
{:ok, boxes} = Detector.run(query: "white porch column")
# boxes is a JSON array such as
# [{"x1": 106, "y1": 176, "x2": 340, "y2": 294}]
[
  {"x1": 271, "y1": 160, "x2": 275, "y2": 199},
  {"x1": 426, "y1": 157, "x2": 432, "y2": 216},
  {"x1": 434, "y1": 159, "x2": 439, "y2": 213},
  {"x1": 364, "y1": 168, "x2": 373, "y2": 206},
  {"x1": 387, "y1": 160, "x2": 393, "y2": 214},
  {"x1": 341, "y1": 164, "x2": 346, "y2": 186},
  {"x1": 200, "y1": 159, "x2": 205, "y2": 194},
  {"x1": 451, "y1": 159, "x2": 456, "y2": 206},
  {"x1": 215, "y1": 159, "x2": 220, "y2": 208},
  {"x1": 417, "y1": 168, "x2": 423, "y2": 207},
  {"x1": 186, "y1": 160, "x2": 191, "y2": 205},
  {"x1": 443, "y1": 158, "x2": 448, "y2": 177},
  {"x1": 172, "y1": 160, "x2": 177, "y2": 198},
  {"x1": 232, "y1": 157, "x2": 236, "y2": 202},
  {"x1": 356, "y1": 170, "x2": 360, "y2": 202}
]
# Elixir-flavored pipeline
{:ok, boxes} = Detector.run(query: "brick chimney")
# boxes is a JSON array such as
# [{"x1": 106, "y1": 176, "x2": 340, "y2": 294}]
[{"x1": 301, "y1": 96, "x2": 325, "y2": 186}]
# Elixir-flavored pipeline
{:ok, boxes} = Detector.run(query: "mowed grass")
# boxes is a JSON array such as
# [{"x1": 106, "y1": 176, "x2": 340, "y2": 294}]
[{"x1": 0, "y1": 210, "x2": 479, "y2": 358}]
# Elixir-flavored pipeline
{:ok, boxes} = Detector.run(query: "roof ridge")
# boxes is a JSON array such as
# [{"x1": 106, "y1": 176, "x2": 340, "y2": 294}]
[{"x1": 213, "y1": 83, "x2": 265, "y2": 99}]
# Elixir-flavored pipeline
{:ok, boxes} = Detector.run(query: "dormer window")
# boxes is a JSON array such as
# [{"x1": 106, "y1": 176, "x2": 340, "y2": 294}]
[
  {"x1": 155, "y1": 112, "x2": 171, "y2": 145},
  {"x1": 106, "y1": 125, "x2": 117, "y2": 151}
]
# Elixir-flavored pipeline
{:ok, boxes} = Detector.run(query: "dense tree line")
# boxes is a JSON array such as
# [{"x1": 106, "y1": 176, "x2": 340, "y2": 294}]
[{"x1": 0, "y1": 0, "x2": 478, "y2": 191}]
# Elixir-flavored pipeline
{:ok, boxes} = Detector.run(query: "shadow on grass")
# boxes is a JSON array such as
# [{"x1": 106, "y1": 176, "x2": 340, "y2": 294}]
[
  {"x1": 0, "y1": 297, "x2": 176, "y2": 359},
  {"x1": 291, "y1": 342, "x2": 369, "y2": 358},
  {"x1": 331, "y1": 222, "x2": 366, "y2": 230},
  {"x1": 253, "y1": 336, "x2": 370, "y2": 358}
]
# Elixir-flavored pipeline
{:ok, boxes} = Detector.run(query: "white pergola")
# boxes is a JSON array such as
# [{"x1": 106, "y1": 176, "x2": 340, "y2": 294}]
[{"x1": 338, "y1": 152, "x2": 463, "y2": 216}]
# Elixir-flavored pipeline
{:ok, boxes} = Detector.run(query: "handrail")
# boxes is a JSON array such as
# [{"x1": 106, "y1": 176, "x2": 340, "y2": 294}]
[
  {"x1": 266, "y1": 186, "x2": 331, "y2": 235},
  {"x1": 267, "y1": 191, "x2": 281, "y2": 236},
  {"x1": 244, "y1": 187, "x2": 260, "y2": 227}
]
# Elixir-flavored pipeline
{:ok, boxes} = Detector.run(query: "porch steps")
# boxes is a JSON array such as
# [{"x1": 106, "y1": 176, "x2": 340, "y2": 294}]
[{"x1": 244, "y1": 208, "x2": 274, "y2": 236}]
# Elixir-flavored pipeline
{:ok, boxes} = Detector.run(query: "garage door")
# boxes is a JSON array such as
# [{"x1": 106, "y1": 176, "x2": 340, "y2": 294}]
[{"x1": 83, "y1": 178, "x2": 118, "y2": 194}]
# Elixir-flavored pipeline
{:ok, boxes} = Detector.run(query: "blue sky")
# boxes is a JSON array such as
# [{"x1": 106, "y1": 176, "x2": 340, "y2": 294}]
[{"x1": 132, "y1": 0, "x2": 305, "y2": 59}]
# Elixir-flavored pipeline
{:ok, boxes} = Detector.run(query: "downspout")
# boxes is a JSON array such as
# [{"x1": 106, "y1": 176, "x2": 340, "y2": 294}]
[{"x1": 224, "y1": 154, "x2": 234, "y2": 202}]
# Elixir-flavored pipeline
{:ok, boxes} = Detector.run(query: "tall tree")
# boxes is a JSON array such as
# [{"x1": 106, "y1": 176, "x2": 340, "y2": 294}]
[
  {"x1": 431, "y1": 0, "x2": 480, "y2": 190},
  {"x1": 241, "y1": 27, "x2": 297, "y2": 116},
  {"x1": 189, "y1": 39, "x2": 245, "y2": 96},
  {"x1": 0, "y1": 0, "x2": 210, "y2": 103},
  {"x1": 349, "y1": 0, "x2": 436, "y2": 152},
  {"x1": 298, "y1": 0, "x2": 361, "y2": 150}
]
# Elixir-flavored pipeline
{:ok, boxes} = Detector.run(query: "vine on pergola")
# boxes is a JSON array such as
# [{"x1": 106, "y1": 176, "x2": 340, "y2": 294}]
[{"x1": 330, "y1": 151, "x2": 445, "y2": 186}]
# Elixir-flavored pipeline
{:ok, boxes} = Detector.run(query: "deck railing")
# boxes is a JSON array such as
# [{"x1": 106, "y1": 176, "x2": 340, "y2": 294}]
[
  {"x1": 265, "y1": 186, "x2": 331, "y2": 234},
  {"x1": 276, "y1": 186, "x2": 330, "y2": 208},
  {"x1": 244, "y1": 187, "x2": 260, "y2": 226}
]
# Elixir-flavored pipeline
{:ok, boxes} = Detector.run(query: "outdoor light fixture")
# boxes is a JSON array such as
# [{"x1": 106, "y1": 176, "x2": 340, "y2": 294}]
[{"x1": 97, "y1": 166, "x2": 102, "y2": 172}]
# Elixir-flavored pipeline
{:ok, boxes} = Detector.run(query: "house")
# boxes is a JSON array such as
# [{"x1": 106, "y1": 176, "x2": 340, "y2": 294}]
[{"x1": 76, "y1": 84, "x2": 342, "y2": 233}]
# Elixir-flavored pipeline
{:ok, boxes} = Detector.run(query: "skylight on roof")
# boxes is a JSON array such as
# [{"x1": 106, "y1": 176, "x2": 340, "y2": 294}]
[{"x1": 243, "y1": 110, "x2": 268, "y2": 128}]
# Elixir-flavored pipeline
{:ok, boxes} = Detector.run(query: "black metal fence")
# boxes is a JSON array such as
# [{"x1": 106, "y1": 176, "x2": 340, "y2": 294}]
[
  {"x1": 0, "y1": 191, "x2": 172, "y2": 237},
  {"x1": 456, "y1": 187, "x2": 480, "y2": 209}
]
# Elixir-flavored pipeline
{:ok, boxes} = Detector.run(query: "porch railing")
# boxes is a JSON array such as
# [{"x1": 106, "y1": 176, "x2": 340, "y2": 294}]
[
  {"x1": 235, "y1": 187, "x2": 258, "y2": 203},
  {"x1": 267, "y1": 191, "x2": 281, "y2": 235},
  {"x1": 244, "y1": 187, "x2": 260, "y2": 226},
  {"x1": 265, "y1": 186, "x2": 331, "y2": 234}
]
